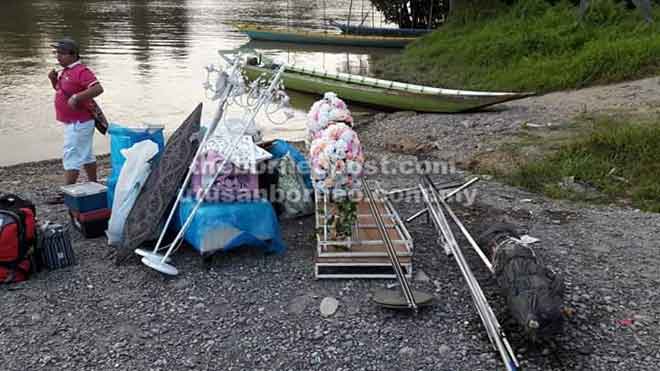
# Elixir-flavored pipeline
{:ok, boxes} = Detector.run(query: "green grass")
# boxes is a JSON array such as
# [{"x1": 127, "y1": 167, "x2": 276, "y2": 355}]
[
  {"x1": 372, "y1": 0, "x2": 660, "y2": 92},
  {"x1": 503, "y1": 116, "x2": 660, "y2": 212}
]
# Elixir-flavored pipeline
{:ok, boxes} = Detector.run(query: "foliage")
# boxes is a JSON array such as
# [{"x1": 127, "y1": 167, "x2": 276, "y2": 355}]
[
  {"x1": 504, "y1": 116, "x2": 660, "y2": 212},
  {"x1": 372, "y1": 0, "x2": 660, "y2": 92},
  {"x1": 370, "y1": 0, "x2": 449, "y2": 28}
]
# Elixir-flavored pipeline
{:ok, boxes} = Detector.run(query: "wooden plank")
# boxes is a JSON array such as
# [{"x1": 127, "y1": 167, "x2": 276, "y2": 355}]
[
  {"x1": 314, "y1": 186, "x2": 413, "y2": 278},
  {"x1": 315, "y1": 261, "x2": 412, "y2": 279},
  {"x1": 316, "y1": 256, "x2": 411, "y2": 264},
  {"x1": 318, "y1": 235, "x2": 410, "y2": 255}
]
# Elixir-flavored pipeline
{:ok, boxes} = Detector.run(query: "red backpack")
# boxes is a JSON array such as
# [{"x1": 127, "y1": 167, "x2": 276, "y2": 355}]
[{"x1": 0, "y1": 194, "x2": 36, "y2": 283}]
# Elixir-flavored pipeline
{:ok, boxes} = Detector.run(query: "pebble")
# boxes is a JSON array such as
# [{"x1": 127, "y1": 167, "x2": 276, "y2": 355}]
[
  {"x1": 438, "y1": 345, "x2": 451, "y2": 355},
  {"x1": 398, "y1": 346, "x2": 415, "y2": 357},
  {"x1": 320, "y1": 297, "x2": 339, "y2": 317},
  {"x1": 414, "y1": 269, "x2": 430, "y2": 282}
]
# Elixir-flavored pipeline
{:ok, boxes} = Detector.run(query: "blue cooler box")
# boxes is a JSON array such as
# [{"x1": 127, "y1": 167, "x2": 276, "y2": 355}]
[
  {"x1": 107, "y1": 123, "x2": 165, "y2": 206},
  {"x1": 60, "y1": 182, "x2": 108, "y2": 213}
]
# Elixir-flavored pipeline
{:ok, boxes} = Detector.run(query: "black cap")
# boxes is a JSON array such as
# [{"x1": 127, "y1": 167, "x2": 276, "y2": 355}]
[{"x1": 51, "y1": 37, "x2": 80, "y2": 55}]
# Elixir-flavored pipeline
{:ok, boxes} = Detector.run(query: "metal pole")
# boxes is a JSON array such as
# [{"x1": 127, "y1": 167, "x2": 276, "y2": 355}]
[
  {"x1": 359, "y1": 0, "x2": 366, "y2": 27},
  {"x1": 140, "y1": 58, "x2": 239, "y2": 259},
  {"x1": 347, "y1": 0, "x2": 353, "y2": 32},
  {"x1": 404, "y1": 177, "x2": 480, "y2": 222},
  {"x1": 427, "y1": 177, "x2": 492, "y2": 272},
  {"x1": 363, "y1": 180, "x2": 417, "y2": 311},
  {"x1": 156, "y1": 65, "x2": 288, "y2": 268},
  {"x1": 323, "y1": 0, "x2": 327, "y2": 28},
  {"x1": 419, "y1": 176, "x2": 519, "y2": 371},
  {"x1": 428, "y1": 0, "x2": 433, "y2": 29}
]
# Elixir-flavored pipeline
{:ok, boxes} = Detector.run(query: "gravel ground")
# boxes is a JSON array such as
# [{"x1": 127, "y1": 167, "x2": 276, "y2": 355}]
[{"x1": 1, "y1": 77, "x2": 659, "y2": 370}]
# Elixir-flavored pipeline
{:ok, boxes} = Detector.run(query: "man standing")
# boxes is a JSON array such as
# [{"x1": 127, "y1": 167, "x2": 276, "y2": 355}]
[{"x1": 48, "y1": 37, "x2": 104, "y2": 200}]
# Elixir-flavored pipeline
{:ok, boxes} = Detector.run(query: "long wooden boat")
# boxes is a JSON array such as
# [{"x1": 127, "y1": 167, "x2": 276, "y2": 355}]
[
  {"x1": 330, "y1": 20, "x2": 432, "y2": 37},
  {"x1": 243, "y1": 62, "x2": 534, "y2": 113},
  {"x1": 243, "y1": 39, "x2": 395, "y2": 55},
  {"x1": 236, "y1": 24, "x2": 415, "y2": 49}
]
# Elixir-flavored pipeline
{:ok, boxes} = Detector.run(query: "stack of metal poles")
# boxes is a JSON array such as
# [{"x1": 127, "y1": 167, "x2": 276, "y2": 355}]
[
  {"x1": 417, "y1": 175, "x2": 519, "y2": 371},
  {"x1": 362, "y1": 180, "x2": 417, "y2": 311}
]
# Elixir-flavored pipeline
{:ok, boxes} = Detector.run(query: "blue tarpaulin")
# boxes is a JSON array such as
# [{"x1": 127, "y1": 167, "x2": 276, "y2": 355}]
[{"x1": 173, "y1": 197, "x2": 286, "y2": 256}]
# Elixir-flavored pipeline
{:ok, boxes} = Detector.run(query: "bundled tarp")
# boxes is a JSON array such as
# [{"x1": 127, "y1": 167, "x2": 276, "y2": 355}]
[{"x1": 479, "y1": 224, "x2": 565, "y2": 339}]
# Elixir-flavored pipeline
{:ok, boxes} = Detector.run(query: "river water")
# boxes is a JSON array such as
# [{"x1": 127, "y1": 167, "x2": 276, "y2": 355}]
[{"x1": 0, "y1": 0, "x2": 396, "y2": 166}]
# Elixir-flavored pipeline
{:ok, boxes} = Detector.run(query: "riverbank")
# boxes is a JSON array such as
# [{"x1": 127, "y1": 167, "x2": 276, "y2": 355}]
[
  {"x1": 373, "y1": 1, "x2": 660, "y2": 93},
  {"x1": 1, "y1": 76, "x2": 659, "y2": 370}
]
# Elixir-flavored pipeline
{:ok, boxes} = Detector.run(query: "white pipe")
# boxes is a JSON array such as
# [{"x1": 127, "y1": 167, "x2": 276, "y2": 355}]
[
  {"x1": 142, "y1": 56, "x2": 241, "y2": 257},
  {"x1": 157, "y1": 65, "x2": 287, "y2": 265}
]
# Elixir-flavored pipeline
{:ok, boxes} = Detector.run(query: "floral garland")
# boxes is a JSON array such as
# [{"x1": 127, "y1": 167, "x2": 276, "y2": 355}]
[
  {"x1": 306, "y1": 92, "x2": 354, "y2": 141},
  {"x1": 308, "y1": 93, "x2": 364, "y2": 241}
]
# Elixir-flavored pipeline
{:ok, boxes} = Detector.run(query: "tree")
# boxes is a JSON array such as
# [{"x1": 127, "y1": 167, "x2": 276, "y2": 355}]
[
  {"x1": 370, "y1": 0, "x2": 449, "y2": 29},
  {"x1": 579, "y1": 0, "x2": 654, "y2": 23}
]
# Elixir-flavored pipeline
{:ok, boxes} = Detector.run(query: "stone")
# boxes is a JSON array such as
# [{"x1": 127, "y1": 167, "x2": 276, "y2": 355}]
[
  {"x1": 287, "y1": 294, "x2": 313, "y2": 315},
  {"x1": 398, "y1": 346, "x2": 415, "y2": 357},
  {"x1": 414, "y1": 269, "x2": 430, "y2": 282},
  {"x1": 320, "y1": 297, "x2": 339, "y2": 317}
]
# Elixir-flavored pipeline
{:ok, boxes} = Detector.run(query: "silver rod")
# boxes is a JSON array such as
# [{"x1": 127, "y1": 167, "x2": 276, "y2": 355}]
[
  {"x1": 386, "y1": 179, "x2": 467, "y2": 197},
  {"x1": 406, "y1": 208, "x2": 428, "y2": 223},
  {"x1": 440, "y1": 198, "x2": 493, "y2": 272},
  {"x1": 444, "y1": 177, "x2": 480, "y2": 198},
  {"x1": 421, "y1": 176, "x2": 518, "y2": 371},
  {"x1": 145, "y1": 56, "x2": 240, "y2": 256},
  {"x1": 406, "y1": 177, "x2": 480, "y2": 222},
  {"x1": 421, "y1": 179, "x2": 504, "y2": 362},
  {"x1": 347, "y1": 0, "x2": 353, "y2": 31},
  {"x1": 158, "y1": 64, "x2": 288, "y2": 265},
  {"x1": 363, "y1": 181, "x2": 417, "y2": 311},
  {"x1": 427, "y1": 177, "x2": 492, "y2": 272}
]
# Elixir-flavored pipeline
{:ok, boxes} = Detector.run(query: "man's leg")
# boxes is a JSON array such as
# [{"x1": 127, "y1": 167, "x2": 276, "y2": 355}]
[
  {"x1": 65, "y1": 169, "x2": 79, "y2": 185},
  {"x1": 83, "y1": 162, "x2": 97, "y2": 182},
  {"x1": 47, "y1": 123, "x2": 78, "y2": 204},
  {"x1": 79, "y1": 120, "x2": 97, "y2": 182}
]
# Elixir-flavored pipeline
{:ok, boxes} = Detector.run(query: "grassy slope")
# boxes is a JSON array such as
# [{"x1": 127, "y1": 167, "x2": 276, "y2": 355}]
[
  {"x1": 372, "y1": 0, "x2": 660, "y2": 93},
  {"x1": 506, "y1": 115, "x2": 660, "y2": 212}
]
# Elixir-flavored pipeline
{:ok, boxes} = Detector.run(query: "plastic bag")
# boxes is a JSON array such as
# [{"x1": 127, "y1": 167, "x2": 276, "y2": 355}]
[
  {"x1": 106, "y1": 140, "x2": 160, "y2": 245},
  {"x1": 107, "y1": 123, "x2": 165, "y2": 206},
  {"x1": 276, "y1": 154, "x2": 314, "y2": 219}
]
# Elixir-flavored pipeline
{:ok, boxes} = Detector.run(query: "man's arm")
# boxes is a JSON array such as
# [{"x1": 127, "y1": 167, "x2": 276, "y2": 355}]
[
  {"x1": 68, "y1": 83, "x2": 104, "y2": 108},
  {"x1": 48, "y1": 69, "x2": 58, "y2": 90},
  {"x1": 74, "y1": 83, "x2": 104, "y2": 101}
]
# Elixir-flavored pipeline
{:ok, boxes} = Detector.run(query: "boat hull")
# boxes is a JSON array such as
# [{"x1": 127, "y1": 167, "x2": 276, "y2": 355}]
[
  {"x1": 243, "y1": 65, "x2": 531, "y2": 113},
  {"x1": 240, "y1": 28, "x2": 414, "y2": 48},
  {"x1": 330, "y1": 20, "x2": 431, "y2": 37}
]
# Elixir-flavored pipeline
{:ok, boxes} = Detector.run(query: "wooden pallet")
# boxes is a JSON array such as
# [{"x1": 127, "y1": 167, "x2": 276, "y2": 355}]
[{"x1": 314, "y1": 187, "x2": 413, "y2": 279}]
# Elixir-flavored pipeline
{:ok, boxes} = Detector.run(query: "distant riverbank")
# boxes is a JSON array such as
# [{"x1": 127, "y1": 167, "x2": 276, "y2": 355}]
[{"x1": 373, "y1": 1, "x2": 660, "y2": 93}]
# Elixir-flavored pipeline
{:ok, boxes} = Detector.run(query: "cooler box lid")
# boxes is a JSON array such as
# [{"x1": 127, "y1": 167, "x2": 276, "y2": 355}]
[{"x1": 60, "y1": 182, "x2": 108, "y2": 197}]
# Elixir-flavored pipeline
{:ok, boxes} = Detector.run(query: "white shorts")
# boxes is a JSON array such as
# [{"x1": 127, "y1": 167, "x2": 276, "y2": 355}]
[{"x1": 62, "y1": 120, "x2": 96, "y2": 171}]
